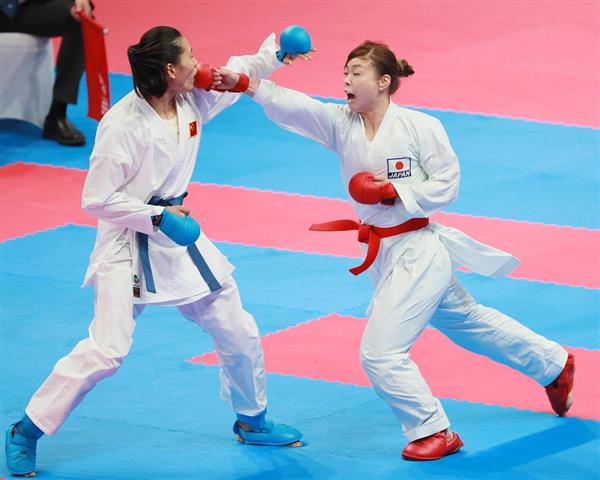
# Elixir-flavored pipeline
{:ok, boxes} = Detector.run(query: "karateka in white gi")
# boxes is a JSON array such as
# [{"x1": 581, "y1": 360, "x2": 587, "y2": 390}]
[
  {"x1": 242, "y1": 40, "x2": 575, "y2": 461},
  {"x1": 5, "y1": 26, "x2": 304, "y2": 477}
]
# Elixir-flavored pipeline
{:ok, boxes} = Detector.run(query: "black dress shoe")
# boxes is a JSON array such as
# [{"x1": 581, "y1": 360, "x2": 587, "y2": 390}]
[{"x1": 42, "y1": 116, "x2": 86, "y2": 146}]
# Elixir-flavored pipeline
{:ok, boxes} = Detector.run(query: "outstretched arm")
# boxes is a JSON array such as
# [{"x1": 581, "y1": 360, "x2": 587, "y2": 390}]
[
  {"x1": 82, "y1": 122, "x2": 163, "y2": 234},
  {"x1": 245, "y1": 78, "x2": 340, "y2": 151},
  {"x1": 192, "y1": 34, "x2": 283, "y2": 123}
]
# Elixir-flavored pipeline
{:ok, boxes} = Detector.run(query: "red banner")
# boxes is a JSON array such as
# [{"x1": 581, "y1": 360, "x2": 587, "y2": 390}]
[{"x1": 80, "y1": 13, "x2": 110, "y2": 121}]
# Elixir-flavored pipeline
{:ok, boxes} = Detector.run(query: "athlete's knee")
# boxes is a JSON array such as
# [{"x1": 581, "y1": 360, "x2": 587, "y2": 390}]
[
  {"x1": 85, "y1": 334, "x2": 132, "y2": 370},
  {"x1": 359, "y1": 343, "x2": 411, "y2": 376},
  {"x1": 218, "y1": 344, "x2": 262, "y2": 373},
  {"x1": 216, "y1": 323, "x2": 262, "y2": 365},
  {"x1": 219, "y1": 310, "x2": 260, "y2": 347},
  {"x1": 433, "y1": 299, "x2": 483, "y2": 329},
  {"x1": 456, "y1": 302, "x2": 498, "y2": 327}
]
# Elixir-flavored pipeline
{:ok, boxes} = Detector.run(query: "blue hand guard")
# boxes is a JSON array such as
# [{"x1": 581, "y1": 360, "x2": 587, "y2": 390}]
[
  {"x1": 276, "y1": 25, "x2": 312, "y2": 62},
  {"x1": 159, "y1": 209, "x2": 201, "y2": 246}
]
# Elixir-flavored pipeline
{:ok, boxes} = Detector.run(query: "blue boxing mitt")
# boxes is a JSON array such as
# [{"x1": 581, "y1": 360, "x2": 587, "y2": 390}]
[
  {"x1": 276, "y1": 25, "x2": 312, "y2": 62},
  {"x1": 158, "y1": 209, "x2": 201, "y2": 246}
]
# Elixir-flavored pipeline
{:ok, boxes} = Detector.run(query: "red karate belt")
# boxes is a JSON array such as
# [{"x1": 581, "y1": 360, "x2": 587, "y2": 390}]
[
  {"x1": 309, "y1": 217, "x2": 430, "y2": 275},
  {"x1": 80, "y1": 12, "x2": 111, "y2": 121}
]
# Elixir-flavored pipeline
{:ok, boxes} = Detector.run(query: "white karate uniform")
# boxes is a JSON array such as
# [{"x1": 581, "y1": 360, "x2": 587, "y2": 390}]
[
  {"x1": 252, "y1": 81, "x2": 568, "y2": 441},
  {"x1": 25, "y1": 35, "x2": 282, "y2": 436}
]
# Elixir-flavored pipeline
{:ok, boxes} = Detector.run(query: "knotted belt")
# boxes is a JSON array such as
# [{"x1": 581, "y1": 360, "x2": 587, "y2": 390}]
[
  {"x1": 138, "y1": 192, "x2": 222, "y2": 294},
  {"x1": 309, "y1": 217, "x2": 430, "y2": 275}
]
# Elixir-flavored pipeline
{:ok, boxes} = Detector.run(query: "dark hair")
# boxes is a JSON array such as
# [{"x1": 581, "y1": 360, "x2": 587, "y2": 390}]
[
  {"x1": 346, "y1": 41, "x2": 414, "y2": 95},
  {"x1": 127, "y1": 26, "x2": 183, "y2": 100}
]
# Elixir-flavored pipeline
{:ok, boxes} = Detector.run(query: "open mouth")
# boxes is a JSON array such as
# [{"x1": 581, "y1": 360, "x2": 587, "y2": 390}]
[{"x1": 346, "y1": 93, "x2": 355, "y2": 101}]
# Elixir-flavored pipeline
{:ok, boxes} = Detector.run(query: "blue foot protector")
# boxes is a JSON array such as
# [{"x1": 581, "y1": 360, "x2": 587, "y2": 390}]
[
  {"x1": 233, "y1": 410, "x2": 303, "y2": 446},
  {"x1": 5, "y1": 415, "x2": 43, "y2": 476}
]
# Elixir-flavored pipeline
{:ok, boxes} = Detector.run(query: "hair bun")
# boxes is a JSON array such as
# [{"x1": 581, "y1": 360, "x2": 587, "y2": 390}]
[{"x1": 398, "y1": 59, "x2": 414, "y2": 77}]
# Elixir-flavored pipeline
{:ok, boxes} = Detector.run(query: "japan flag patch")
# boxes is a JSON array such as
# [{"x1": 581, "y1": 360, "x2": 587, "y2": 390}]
[
  {"x1": 189, "y1": 120, "x2": 198, "y2": 138},
  {"x1": 387, "y1": 157, "x2": 411, "y2": 179}
]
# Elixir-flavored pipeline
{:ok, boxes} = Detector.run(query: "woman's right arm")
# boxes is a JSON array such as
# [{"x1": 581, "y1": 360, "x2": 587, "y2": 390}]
[
  {"x1": 82, "y1": 122, "x2": 163, "y2": 234},
  {"x1": 247, "y1": 79, "x2": 339, "y2": 151}
]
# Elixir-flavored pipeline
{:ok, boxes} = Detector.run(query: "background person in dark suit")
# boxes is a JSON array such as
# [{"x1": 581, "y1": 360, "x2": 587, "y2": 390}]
[{"x1": 1, "y1": 0, "x2": 93, "y2": 145}]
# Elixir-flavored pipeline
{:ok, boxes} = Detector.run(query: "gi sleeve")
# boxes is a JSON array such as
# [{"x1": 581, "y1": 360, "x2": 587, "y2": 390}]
[
  {"x1": 393, "y1": 117, "x2": 460, "y2": 217},
  {"x1": 192, "y1": 33, "x2": 283, "y2": 124},
  {"x1": 81, "y1": 122, "x2": 163, "y2": 234},
  {"x1": 251, "y1": 79, "x2": 339, "y2": 151}
]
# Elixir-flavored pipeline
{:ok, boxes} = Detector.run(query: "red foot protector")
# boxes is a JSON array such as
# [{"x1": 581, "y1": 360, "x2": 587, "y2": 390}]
[
  {"x1": 402, "y1": 431, "x2": 464, "y2": 461},
  {"x1": 545, "y1": 353, "x2": 575, "y2": 416}
]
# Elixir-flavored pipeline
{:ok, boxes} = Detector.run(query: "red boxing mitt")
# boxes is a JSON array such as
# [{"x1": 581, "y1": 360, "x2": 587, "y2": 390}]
[
  {"x1": 194, "y1": 63, "x2": 215, "y2": 90},
  {"x1": 348, "y1": 172, "x2": 397, "y2": 205}
]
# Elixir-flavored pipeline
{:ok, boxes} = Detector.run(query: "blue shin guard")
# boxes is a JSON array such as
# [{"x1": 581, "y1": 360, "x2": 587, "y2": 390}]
[
  {"x1": 233, "y1": 410, "x2": 303, "y2": 446},
  {"x1": 5, "y1": 415, "x2": 43, "y2": 476}
]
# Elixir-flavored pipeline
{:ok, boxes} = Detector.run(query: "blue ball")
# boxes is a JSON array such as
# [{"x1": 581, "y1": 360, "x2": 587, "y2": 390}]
[{"x1": 279, "y1": 25, "x2": 312, "y2": 55}]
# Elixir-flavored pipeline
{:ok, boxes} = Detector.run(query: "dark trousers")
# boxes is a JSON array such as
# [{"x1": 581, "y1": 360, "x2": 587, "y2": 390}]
[{"x1": 1, "y1": 0, "x2": 84, "y2": 105}]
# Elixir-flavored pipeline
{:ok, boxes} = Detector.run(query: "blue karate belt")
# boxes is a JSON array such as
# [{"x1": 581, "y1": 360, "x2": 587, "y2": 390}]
[{"x1": 137, "y1": 192, "x2": 222, "y2": 294}]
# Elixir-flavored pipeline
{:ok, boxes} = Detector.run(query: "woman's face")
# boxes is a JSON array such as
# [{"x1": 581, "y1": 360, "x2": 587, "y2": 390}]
[
  {"x1": 169, "y1": 37, "x2": 198, "y2": 93},
  {"x1": 343, "y1": 56, "x2": 387, "y2": 113}
]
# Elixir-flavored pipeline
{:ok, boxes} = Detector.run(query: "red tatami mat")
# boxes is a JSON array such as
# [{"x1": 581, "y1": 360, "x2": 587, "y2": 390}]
[
  {"x1": 190, "y1": 314, "x2": 600, "y2": 421},
  {"x1": 1, "y1": 163, "x2": 597, "y2": 289},
  {"x1": 92, "y1": 1, "x2": 599, "y2": 127}
]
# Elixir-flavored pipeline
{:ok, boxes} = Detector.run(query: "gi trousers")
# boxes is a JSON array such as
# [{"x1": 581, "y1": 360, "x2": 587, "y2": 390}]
[
  {"x1": 26, "y1": 242, "x2": 267, "y2": 435},
  {"x1": 360, "y1": 228, "x2": 567, "y2": 442}
]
